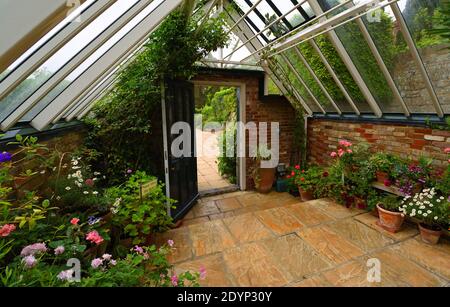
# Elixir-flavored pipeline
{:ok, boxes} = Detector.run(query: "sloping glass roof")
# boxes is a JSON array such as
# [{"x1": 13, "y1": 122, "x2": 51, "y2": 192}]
[{"x1": 0, "y1": 0, "x2": 448, "y2": 133}]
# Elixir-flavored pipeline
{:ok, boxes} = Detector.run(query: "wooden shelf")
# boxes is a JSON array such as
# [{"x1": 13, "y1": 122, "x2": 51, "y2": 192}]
[{"x1": 371, "y1": 182, "x2": 406, "y2": 197}]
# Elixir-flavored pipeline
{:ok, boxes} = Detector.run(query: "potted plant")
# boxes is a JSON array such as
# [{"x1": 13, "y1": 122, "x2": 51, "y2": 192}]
[
  {"x1": 251, "y1": 144, "x2": 275, "y2": 194},
  {"x1": 399, "y1": 188, "x2": 449, "y2": 244},
  {"x1": 293, "y1": 166, "x2": 323, "y2": 201},
  {"x1": 376, "y1": 195, "x2": 404, "y2": 233},
  {"x1": 369, "y1": 152, "x2": 397, "y2": 184}
]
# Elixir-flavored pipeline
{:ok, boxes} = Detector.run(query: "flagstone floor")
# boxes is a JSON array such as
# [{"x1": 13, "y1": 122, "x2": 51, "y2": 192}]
[
  {"x1": 196, "y1": 129, "x2": 233, "y2": 192},
  {"x1": 154, "y1": 191, "x2": 450, "y2": 287}
]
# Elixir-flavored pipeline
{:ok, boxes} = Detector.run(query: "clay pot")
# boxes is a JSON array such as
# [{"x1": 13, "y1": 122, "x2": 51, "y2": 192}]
[
  {"x1": 376, "y1": 204, "x2": 404, "y2": 233},
  {"x1": 376, "y1": 171, "x2": 389, "y2": 183},
  {"x1": 418, "y1": 223, "x2": 442, "y2": 245},
  {"x1": 298, "y1": 187, "x2": 314, "y2": 201},
  {"x1": 256, "y1": 168, "x2": 275, "y2": 194}
]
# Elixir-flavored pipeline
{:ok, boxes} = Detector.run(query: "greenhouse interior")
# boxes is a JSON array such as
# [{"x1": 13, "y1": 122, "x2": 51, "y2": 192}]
[{"x1": 0, "y1": 0, "x2": 449, "y2": 288}]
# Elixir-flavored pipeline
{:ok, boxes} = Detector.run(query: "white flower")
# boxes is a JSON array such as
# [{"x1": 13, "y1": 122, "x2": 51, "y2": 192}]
[
  {"x1": 78, "y1": 178, "x2": 83, "y2": 183},
  {"x1": 419, "y1": 206, "x2": 425, "y2": 209},
  {"x1": 40, "y1": 170, "x2": 46, "y2": 174},
  {"x1": 429, "y1": 204, "x2": 433, "y2": 207},
  {"x1": 92, "y1": 191, "x2": 99, "y2": 195},
  {"x1": 52, "y1": 167, "x2": 57, "y2": 171},
  {"x1": 94, "y1": 172, "x2": 101, "y2": 176},
  {"x1": 434, "y1": 216, "x2": 438, "y2": 220},
  {"x1": 67, "y1": 174, "x2": 72, "y2": 179},
  {"x1": 427, "y1": 210, "x2": 432, "y2": 214},
  {"x1": 436, "y1": 199, "x2": 441, "y2": 203},
  {"x1": 418, "y1": 210, "x2": 422, "y2": 214},
  {"x1": 75, "y1": 182, "x2": 82, "y2": 188},
  {"x1": 83, "y1": 191, "x2": 89, "y2": 195},
  {"x1": 439, "y1": 196, "x2": 444, "y2": 200},
  {"x1": 56, "y1": 196, "x2": 61, "y2": 200},
  {"x1": 423, "y1": 213, "x2": 428, "y2": 217},
  {"x1": 65, "y1": 186, "x2": 71, "y2": 191},
  {"x1": 72, "y1": 160, "x2": 79, "y2": 166}
]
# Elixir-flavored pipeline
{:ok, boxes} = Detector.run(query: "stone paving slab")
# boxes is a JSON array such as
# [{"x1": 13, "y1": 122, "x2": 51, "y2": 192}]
[{"x1": 154, "y1": 193, "x2": 450, "y2": 287}]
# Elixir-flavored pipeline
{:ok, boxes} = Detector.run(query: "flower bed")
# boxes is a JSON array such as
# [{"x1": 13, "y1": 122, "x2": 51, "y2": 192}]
[{"x1": 0, "y1": 135, "x2": 204, "y2": 286}]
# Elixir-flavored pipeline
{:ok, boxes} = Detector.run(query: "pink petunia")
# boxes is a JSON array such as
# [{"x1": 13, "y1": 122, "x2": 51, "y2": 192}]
[
  {"x1": 199, "y1": 266, "x2": 207, "y2": 280},
  {"x1": 339, "y1": 140, "x2": 352, "y2": 147},
  {"x1": 54, "y1": 246, "x2": 65, "y2": 255},
  {"x1": 0, "y1": 224, "x2": 16, "y2": 237},
  {"x1": 20, "y1": 243, "x2": 47, "y2": 257},
  {"x1": 23, "y1": 255, "x2": 37, "y2": 268},
  {"x1": 91, "y1": 258, "x2": 103, "y2": 269},
  {"x1": 347, "y1": 149, "x2": 353, "y2": 154},
  {"x1": 134, "y1": 245, "x2": 144, "y2": 254},
  {"x1": 86, "y1": 231, "x2": 104, "y2": 245},
  {"x1": 171, "y1": 274, "x2": 179, "y2": 286}
]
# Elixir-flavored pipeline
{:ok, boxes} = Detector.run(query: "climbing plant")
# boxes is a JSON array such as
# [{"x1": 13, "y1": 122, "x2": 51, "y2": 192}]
[{"x1": 83, "y1": 2, "x2": 229, "y2": 185}]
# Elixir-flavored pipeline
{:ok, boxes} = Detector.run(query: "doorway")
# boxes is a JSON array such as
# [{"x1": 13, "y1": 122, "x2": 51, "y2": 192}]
[{"x1": 193, "y1": 81, "x2": 247, "y2": 194}]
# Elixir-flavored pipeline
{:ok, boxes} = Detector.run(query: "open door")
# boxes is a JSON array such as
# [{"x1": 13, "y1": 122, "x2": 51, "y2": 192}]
[{"x1": 162, "y1": 79, "x2": 199, "y2": 221}]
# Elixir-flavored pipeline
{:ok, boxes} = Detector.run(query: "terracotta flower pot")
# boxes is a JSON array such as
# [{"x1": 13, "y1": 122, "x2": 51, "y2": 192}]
[
  {"x1": 375, "y1": 171, "x2": 389, "y2": 183},
  {"x1": 418, "y1": 223, "x2": 442, "y2": 245},
  {"x1": 256, "y1": 167, "x2": 275, "y2": 194},
  {"x1": 376, "y1": 204, "x2": 404, "y2": 233},
  {"x1": 298, "y1": 187, "x2": 314, "y2": 201}
]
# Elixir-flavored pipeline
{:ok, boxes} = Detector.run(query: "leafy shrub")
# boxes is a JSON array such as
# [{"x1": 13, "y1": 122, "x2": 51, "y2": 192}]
[
  {"x1": 217, "y1": 123, "x2": 237, "y2": 184},
  {"x1": 84, "y1": 7, "x2": 229, "y2": 185}
]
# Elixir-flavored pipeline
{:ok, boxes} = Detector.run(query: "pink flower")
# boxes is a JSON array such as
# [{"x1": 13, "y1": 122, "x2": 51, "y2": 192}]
[
  {"x1": 86, "y1": 231, "x2": 104, "y2": 245},
  {"x1": 110, "y1": 260, "x2": 117, "y2": 266},
  {"x1": 134, "y1": 245, "x2": 144, "y2": 254},
  {"x1": 339, "y1": 140, "x2": 352, "y2": 147},
  {"x1": 167, "y1": 240, "x2": 174, "y2": 247},
  {"x1": 346, "y1": 149, "x2": 353, "y2": 154},
  {"x1": 102, "y1": 254, "x2": 112, "y2": 261},
  {"x1": 70, "y1": 218, "x2": 80, "y2": 225},
  {"x1": 294, "y1": 165, "x2": 300, "y2": 170},
  {"x1": 199, "y1": 266, "x2": 207, "y2": 280},
  {"x1": 85, "y1": 179, "x2": 94, "y2": 187},
  {"x1": 54, "y1": 246, "x2": 65, "y2": 255},
  {"x1": 20, "y1": 243, "x2": 47, "y2": 256},
  {"x1": 338, "y1": 149, "x2": 345, "y2": 157},
  {"x1": 23, "y1": 255, "x2": 37, "y2": 268},
  {"x1": 171, "y1": 274, "x2": 178, "y2": 286},
  {"x1": 445, "y1": 147, "x2": 450, "y2": 154},
  {"x1": 57, "y1": 269, "x2": 74, "y2": 281},
  {"x1": 330, "y1": 152, "x2": 337, "y2": 158},
  {"x1": 91, "y1": 258, "x2": 103, "y2": 269},
  {"x1": 0, "y1": 224, "x2": 16, "y2": 237}
]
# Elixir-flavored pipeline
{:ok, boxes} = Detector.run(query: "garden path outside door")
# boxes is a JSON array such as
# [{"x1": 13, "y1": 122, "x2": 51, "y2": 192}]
[{"x1": 162, "y1": 79, "x2": 198, "y2": 221}]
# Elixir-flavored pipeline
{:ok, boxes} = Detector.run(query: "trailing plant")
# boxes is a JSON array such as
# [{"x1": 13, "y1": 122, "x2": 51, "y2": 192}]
[{"x1": 84, "y1": 4, "x2": 229, "y2": 185}]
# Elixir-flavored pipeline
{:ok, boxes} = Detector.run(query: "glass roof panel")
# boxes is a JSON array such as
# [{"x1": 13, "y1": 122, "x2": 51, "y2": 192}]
[
  {"x1": 0, "y1": 0, "x2": 138, "y2": 121},
  {"x1": 397, "y1": 0, "x2": 449, "y2": 114},
  {"x1": 19, "y1": 0, "x2": 164, "y2": 123}
]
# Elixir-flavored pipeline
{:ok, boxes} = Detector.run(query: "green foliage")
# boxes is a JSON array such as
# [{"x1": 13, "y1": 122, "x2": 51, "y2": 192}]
[
  {"x1": 369, "y1": 152, "x2": 402, "y2": 174},
  {"x1": 378, "y1": 195, "x2": 401, "y2": 212},
  {"x1": 197, "y1": 87, "x2": 237, "y2": 123},
  {"x1": 84, "y1": 8, "x2": 229, "y2": 185},
  {"x1": 107, "y1": 171, "x2": 174, "y2": 245},
  {"x1": 217, "y1": 124, "x2": 237, "y2": 184}
]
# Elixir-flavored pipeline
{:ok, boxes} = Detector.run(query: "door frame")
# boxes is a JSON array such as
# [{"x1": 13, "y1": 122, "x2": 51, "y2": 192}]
[{"x1": 192, "y1": 80, "x2": 247, "y2": 191}]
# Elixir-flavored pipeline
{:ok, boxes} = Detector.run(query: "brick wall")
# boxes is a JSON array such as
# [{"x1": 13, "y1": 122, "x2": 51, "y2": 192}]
[
  {"x1": 193, "y1": 69, "x2": 296, "y2": 189},
  {"x1": 308, "y1": 119, "x2": 450, "y2": 167}
]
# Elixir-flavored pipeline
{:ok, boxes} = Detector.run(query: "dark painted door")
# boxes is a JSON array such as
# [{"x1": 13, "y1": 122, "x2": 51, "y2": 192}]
[{"x1": 163, "y1": 79, "x2": 198, "y2": 221}]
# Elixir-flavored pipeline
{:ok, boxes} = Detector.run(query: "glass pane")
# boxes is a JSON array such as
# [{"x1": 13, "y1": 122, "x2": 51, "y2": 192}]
[
  {"x1": 271, "y1": 58, "x2": 322, "y2": 113},
  {"x1": 397, "y1": 0, "x2": 449, "y2": 114},
  {"x1": 276, "y1": 1, "x2": 306, "y2": 28},
  {"x1": 313, "y1": 34, "x2": 372, "y2": 113},
  {"x1": 277, "y1": 51, "x2": 336, "y2": 112},
  {"x1": 17, "y1": 0, "x2": 164, "y2": 123},
  {"x1": 295, "y1": 43, "x2": 354, "y2": 112},
  {"x1": 0, "y1": 0, "x2": 139, "y2": 121},
  {"x1": 1, "y1": 0, "x2": 96, "y2": 80}
]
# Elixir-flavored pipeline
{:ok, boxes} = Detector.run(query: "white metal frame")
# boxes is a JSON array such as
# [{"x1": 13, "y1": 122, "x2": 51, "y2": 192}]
[
  {"x1": 30, "y1": 0, "x2": 183, "y2": 131},
  {"x1": 0, "y1": 0, "x2": 116, "y2": 101},
  {"x1": 1, "y1": 0, "x2": 154, "y2": 131}
]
